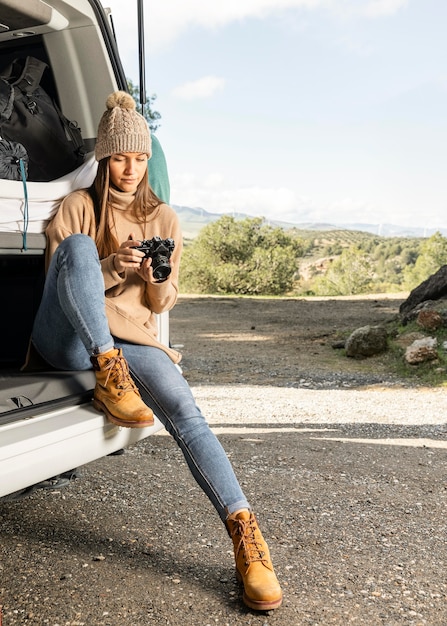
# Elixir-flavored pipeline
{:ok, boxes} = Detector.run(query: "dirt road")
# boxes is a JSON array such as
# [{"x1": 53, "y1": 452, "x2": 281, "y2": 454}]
[
  {"x1": 2, "y1": 295, "x2": 447, "y2": 626},
  {"x1": 170, "y1": 294, "x2": 405, "y2": 387}
]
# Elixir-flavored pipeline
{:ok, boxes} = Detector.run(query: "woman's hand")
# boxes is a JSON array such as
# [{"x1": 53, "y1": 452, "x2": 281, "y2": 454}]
[
  {"x1": 113, "y1": 233, "x2": 146, "y2": 274},
  {"x1": 136, "y1": 255, "x2": 174, "y2": 284},
  {"x1": 135, "y1": 255, "x2": 156, "y2": 283}
]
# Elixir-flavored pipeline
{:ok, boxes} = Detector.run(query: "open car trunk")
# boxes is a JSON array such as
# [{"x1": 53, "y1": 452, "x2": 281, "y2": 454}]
[{"x1": 0, "y1": 0, "x2": 166, "y2": 498}]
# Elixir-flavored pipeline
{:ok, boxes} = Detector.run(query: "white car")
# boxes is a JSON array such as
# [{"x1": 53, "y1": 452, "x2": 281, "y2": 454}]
[{"x1": 0, "y1": 0, "x2": 166, "y2": 498}]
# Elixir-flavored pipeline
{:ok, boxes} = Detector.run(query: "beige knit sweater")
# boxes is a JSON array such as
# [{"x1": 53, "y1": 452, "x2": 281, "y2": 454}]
[{"x1": 45, "y1": 187, "x2": 183, "y2": 363}]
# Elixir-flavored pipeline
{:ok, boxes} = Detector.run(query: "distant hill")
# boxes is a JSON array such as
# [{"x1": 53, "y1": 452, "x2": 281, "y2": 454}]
[{"x1": 173, "y1": 204, "x2": 447, "y2": 239}]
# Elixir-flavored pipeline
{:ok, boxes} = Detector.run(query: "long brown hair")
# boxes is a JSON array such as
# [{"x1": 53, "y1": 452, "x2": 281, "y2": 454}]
[{"x1": 88, "y1": 158, "x2": 162, "y2": 258}]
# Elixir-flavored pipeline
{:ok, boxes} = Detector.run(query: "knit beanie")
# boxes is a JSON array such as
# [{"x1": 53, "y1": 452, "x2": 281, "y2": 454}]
[{"x1": 94, "y1": 91, "x2": 152, "y2": 161}]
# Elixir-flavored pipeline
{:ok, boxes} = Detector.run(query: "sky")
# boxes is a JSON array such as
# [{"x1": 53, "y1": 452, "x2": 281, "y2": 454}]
[{"x1": 100, "y1": 0, "x2": 447, "y2": 231}]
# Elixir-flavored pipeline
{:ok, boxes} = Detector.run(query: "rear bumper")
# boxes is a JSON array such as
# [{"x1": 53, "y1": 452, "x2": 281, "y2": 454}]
[{"x1": 0, "y1": 403, "x2": 163, "y2": 497}]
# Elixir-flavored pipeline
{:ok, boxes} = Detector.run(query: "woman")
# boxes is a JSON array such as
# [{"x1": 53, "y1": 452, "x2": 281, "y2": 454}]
[{"x1": 31, "y1": 92, "x2": 282, "y2": 611}]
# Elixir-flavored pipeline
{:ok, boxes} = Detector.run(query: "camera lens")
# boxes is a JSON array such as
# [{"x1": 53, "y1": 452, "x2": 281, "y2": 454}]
[{"x1": 152, "y1": 256, "x2": 171, "y2": 281}]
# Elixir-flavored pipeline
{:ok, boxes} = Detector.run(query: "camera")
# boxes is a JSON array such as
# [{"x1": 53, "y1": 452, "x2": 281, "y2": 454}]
[{"x1": 135, "y1": 236, "x2": 175, "y2": 282}]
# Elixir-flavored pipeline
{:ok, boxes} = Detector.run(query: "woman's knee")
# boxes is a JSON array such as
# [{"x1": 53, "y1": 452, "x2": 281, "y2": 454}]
[
  {"x1": 58, "y1": 234, "x2": 98, "y2": 258},
  {"x1": 54, "y1": 234, "x2": 100, "y2": 271}
]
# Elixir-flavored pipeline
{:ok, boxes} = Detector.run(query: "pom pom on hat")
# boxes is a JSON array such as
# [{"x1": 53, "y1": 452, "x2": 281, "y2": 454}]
[
  {"x1": 95, "y1": 90, "x2": 152, "y2": 161},
  {"x1": 105, "y1": 91, "x2": 136, "y2": 111}
]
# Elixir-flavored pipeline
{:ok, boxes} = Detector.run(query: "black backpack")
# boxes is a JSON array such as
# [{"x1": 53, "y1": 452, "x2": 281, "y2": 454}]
[{"x1": 0, "y1": 56, "x2": 85, "y2": 182}]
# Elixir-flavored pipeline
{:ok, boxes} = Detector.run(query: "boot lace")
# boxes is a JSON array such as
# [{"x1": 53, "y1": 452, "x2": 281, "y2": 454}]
[
  {"x1": 103, "y1": 353, "x2": 140, "y2": 396},
  {"x1": 230, "y1": 515, "x2": 268, "y2": 568}
]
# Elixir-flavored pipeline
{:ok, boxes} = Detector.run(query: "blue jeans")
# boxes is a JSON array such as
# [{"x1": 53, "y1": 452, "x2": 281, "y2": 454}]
[{"x1": 32, "y1": 234, "x2": 250, "y2": 521}]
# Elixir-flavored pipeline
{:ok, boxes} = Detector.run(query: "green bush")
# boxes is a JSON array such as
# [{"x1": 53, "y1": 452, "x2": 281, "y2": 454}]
[
  {"x1": 311, "y1": 246, "x2": 374, "y2": 296},
  {"x1": 403, "y1": 232, "x2": 447, "y2": 289},
  {"x1": 180, "y1": 216, "x2": 304, "y2": 295}
]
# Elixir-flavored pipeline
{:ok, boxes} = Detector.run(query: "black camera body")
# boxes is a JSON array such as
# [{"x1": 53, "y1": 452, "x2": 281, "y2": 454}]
[{"x1": 135, "y1": 236, "x2": 175, "y2": 282}]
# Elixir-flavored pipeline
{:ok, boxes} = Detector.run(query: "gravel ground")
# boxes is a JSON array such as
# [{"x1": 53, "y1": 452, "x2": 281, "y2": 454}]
[{"x1": 1, "y1": 296, "x2": 447, "y2": 625}]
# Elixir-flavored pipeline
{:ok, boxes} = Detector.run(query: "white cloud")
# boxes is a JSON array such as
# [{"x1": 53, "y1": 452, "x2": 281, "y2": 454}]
[
  {"x1": 362, "y1": 0, "x2": 408, "y2": 18},
  {"x1": 170, "y1": 172, "x2": 309, "y2": 221},
  {"x1": 148, "y1": 0, "x2": 321, "y2": 45},
  {"x1": 102, "y1": 0, "x2": 409, "y2": 55},
  {"x1": 172, "y1": 76, "x2": 225, "y2": 100},
  {"x1": 169, "y1": 172, "x2": 447, "y2": 229},
  {"x1": 170, "y1": 172, "x2": 412, "y2": 227},
  {"x1": 102, "y1": 0, "x2": 321, "y2": 52}
]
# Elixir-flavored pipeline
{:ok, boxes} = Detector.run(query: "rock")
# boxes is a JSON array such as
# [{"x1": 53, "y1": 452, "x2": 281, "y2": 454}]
[
  {"x1": 404, "y1": 337, "x2": 438, "y2": 365},
  {"x1": 331, "y1": 340, "x2": 346, "y2": 349},
  {"x1": 345, "y1": 325, "x2": 388, "y2": 358},
  {"x1": 401, "y1": 297, "x2": 447, "y2": 325},
  {"x1": 416, "y1": 309, "x2": 444, "y2": 331},
  {"x1": 394, "y1": 331, "x2": 426, "y2": 349},
  {"x1": 399, "y1": 265, "x2": 447, "y2": 319}
]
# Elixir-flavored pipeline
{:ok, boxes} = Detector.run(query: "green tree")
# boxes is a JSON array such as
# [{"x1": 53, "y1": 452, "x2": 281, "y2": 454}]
[
  {"x1": 180, "y1": 216, "x2": 304, "y2": 295},
  {"x1": 312, "y1": 246, "x2": 374, "y2": 296},
  {"x1": 403, "y1": 232, "x2": 447, "y2": 289},
  {"x1": 127, "y1": 78, "x2": 161, "y2": 133},
  {"x1": 400, "y1": 246, "x2": 418, "y2": 266}
]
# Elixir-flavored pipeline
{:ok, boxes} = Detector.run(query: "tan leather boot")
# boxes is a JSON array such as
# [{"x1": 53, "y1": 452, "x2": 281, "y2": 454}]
[
  {"x1": 226, "y1": 510, "x2": 282, "y2": 611},
  {"x1": 90, "y1": 348, "x2": 154, "y2": 428}
]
